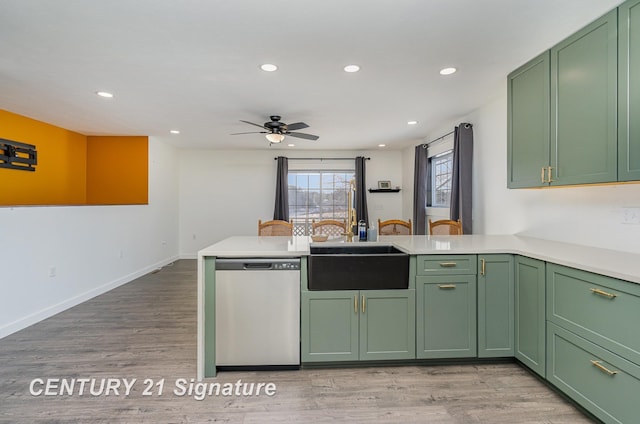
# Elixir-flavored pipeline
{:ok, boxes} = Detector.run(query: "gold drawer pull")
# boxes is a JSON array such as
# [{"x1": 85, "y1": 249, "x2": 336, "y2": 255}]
[
  {"x1": 439, "y1": 262, "x2": 457, "y2": 267},
  {"x1": 590, "y1": 288, "x2": 617, "y2": 299},
  {"x1": 354, "y1": 295, "x2": 358, "y2": 313},
  {"x1": 362, "y1": 295, "x2": 366, "y2": 313},
  {"x1": 590, "y1": 360, "x2": 618, "y2": 376},
  {"x1": 438, "y1": 284, "x2": 456, "y2": 289}
]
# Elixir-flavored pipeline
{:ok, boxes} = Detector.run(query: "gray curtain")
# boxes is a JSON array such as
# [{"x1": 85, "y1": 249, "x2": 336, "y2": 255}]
[
  {"x1": 413, "y1": 145, "x2": 430, "y2": 234},
  {"x1": 355, "y1": 156, "x2": 369, "y2": 227},
  {"x1": 450, "y1": 123, "x2": 473, "y2": 234},
  {"x1": 273, "y1": 156, "x2": 289, "y2": 221}
]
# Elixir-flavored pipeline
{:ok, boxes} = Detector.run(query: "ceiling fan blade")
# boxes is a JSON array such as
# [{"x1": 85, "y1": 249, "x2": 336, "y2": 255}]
[
  {"x1": 240, "y1": 120, "x2": 267, "y2": 129},
  {"x1": 286, "y1": 122, "x2": 309, "y2": 131},
  {"x1": 288, "y1": 132, "x2": 319, "y2": 141},
  {"x1": 230, "y1": 131, "x2": 267, "y2": 135}
]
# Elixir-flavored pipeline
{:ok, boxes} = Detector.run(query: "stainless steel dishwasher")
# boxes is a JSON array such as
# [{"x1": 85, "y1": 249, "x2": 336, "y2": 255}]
[{"x1": 215, "y1": 258, "x2": 300, "y2": 369}]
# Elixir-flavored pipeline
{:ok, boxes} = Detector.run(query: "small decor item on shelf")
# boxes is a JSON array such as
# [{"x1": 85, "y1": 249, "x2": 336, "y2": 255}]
[{"x1": 378, "y1": 180, "x2": 391, "y2": 189}]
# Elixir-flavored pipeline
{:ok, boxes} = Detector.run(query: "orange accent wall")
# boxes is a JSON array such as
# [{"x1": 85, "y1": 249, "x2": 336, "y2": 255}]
[
  {"x1": 0, "y1": 110, "x2": 87, "y2": 205},
  {"x1": 0, "y1": 109, "x2": 148, "y2": 207},
  {"x1": 86, "y1": 136, "x2": 148, "y2": 205}
]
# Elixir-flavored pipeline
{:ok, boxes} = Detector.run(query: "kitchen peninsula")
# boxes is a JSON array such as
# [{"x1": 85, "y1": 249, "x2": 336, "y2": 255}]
[{"x1": 198, "y1": 234, "x2": 640, "y2": 424}]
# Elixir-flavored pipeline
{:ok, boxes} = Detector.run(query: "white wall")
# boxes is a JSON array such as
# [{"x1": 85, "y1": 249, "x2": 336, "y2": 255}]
[
  {"x1": 0, "y1": 137, "x2": 180, "y2": 338},
  {"x1": 178, "y1": 149, "x2": 407, "y2": 257},
  {"x1": 403, "y1": 82, "x2": 640, "y2": 255}
]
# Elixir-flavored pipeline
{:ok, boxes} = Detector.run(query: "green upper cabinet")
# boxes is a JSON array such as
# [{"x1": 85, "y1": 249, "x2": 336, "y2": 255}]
[
  {"x1": 550, "y1": 9, "x2": 618, "y2": 186},
  {"x1": 508, "y1": 9, "x2": 621, "y2": 188},
  {"x1": 619, "y1": 0, "x2": 640, "y2": 181},
  {"x1": 507, "y1": 52, "x2": 550, "y2": 188}
]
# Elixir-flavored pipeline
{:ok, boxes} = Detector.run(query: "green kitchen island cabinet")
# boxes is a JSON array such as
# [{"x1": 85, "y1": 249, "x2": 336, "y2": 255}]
[
  {"x1": 301, "y1": 289, "x2": 415, "y2": 363},
  {"x1": 515, "y1": 256, "x2": 546, "y2": 377},
  {"x1": 477, "y1": 254, "x2": 514, "y2": 358},
  {"x1": 416, "y1": 254, "x2": 478, "y2": 359}
]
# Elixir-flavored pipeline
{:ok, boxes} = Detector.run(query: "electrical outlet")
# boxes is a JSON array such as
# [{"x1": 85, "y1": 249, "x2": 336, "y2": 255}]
[
  {"x1": 48, "y1": 267, "x2": 56, "y2": 278},
  {"x1": 622, "y1": 207, "x2": 640, "y2": 225}
]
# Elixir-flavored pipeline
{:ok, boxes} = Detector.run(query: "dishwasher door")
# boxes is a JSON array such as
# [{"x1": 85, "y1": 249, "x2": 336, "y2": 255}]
[{"x1": 215, "y1": 258, "x2": 300, "y2": 367}]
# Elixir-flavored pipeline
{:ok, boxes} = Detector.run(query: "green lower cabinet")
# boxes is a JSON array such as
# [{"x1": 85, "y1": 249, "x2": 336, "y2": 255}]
[
  {"x1": 478, "y1": 255, "x2": 514, "y2": 358},
  {"x1": 301, "y1": 289, "x2": 415, "y2": 363},
  {"x1": 515, "y1": 256, "x2": 546, "y2": 377},
  {"x1": 359, "y1": 290, "x2": 415, "y2": 361},
  {"x1": 547, "y1": 322, "x2": 640, "y2": 424},
  {"x1": 416, "y1": 275, "x2": 477, "y2": 359}
]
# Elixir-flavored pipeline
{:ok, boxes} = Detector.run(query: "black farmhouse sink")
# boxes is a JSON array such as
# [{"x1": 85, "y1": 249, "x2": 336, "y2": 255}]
[{"x1": 308, "y1": 244, "x2": 409, "y2": 290}]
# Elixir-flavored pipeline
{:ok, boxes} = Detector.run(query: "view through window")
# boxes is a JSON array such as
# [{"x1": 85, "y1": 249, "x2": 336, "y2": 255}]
[
  {"x1": 431, "y1": 150, "x2": 453, "y2": 207},
  {"x1": 288, "y1": 170, "x2": 355, "y2": 236}
]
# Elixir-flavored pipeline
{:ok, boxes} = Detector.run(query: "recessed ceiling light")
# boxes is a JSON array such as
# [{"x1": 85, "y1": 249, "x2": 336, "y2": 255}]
[
  {"x1": 344, "y1": 64, "x2": 360, "y2": 73},
  {"x1": 378, "y1": 144, "x2": 386, "y2": 148},
  {"x1": 287, "y1": 143, "x2": 295, "y2": 147},
  {"x1": 407, "y1": 120, "x2": 418, "y2": 125},
  {"x1": 439, "y1": 67, "x2": 457, "y2": 75},
  {"x1": 96, "y1": 91, "x2": 114, "y2": 98},
  {"x1": 170, "y1": 130, "x2": 180, "y2": 134},
  {"x1": 260, "y1": 63, "x2": 278, "y2": 72}
]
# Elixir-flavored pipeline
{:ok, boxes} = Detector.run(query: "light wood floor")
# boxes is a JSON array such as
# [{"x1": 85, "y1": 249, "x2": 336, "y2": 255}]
[{"x1": 0, "y1": 260, "x2": 596, "y2": 423}]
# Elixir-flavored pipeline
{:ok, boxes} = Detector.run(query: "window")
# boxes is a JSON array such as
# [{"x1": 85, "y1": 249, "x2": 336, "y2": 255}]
[
  {"x1": 425, "y1": 134, "x2": 454, "y2": 226},
  {"x1": 288, "y1": 170, "x2": 355, "y2": 235},
  {"x1": 431, "y1": 150, "x2": 453, "y2": 207}
]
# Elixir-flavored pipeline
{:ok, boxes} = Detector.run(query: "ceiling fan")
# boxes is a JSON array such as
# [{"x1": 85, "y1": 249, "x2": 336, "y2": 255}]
[{"x1": 231, "y1": 115, "x2": 319, "y2": 143}]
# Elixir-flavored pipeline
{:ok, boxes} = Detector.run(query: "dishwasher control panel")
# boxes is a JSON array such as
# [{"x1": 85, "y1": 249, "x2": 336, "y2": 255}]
[{"x1": 273, "y1": 262, "x2": 300, "y2": 270}]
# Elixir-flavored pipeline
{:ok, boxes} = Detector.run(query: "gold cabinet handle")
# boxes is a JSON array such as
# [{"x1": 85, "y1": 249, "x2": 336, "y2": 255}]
[
  {"x1": 354, "y1": 295, "x2": 358, "y2": 313},
  {"x1": 590, "y1": 360, "x2": 618, "y2": 376},
  {"x1": 547, "y1": 166, "x2": 554, "y2": 183},
  {"x1": 590, "y1": 288, "x2": 617, "y2": 299},
  {"x1": 438, "y1": 284, "x2": 457, "y2": 289},
  {"x1": 541, "y1": 167, "x2": 546, "y2": 184},
  {"x1": 361, "y1": 295, "x2": 366, "y2": 313},
  {"x1": 439, "y1": 262, "x2": 457, "y2": 267},
  {"x1": 480, "y1": 258, "x2": 486, "y2": 276}
]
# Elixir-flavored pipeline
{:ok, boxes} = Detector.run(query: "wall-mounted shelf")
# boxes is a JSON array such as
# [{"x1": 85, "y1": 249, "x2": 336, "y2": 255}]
[{"x1": 368, "y1": 188, "x2": 401, "y2": 193}]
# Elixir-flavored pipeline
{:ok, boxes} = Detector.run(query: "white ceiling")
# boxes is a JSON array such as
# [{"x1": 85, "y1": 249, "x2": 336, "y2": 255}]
[{"x1": 0, "y1": 0, "x2": 623, "y2": 151}]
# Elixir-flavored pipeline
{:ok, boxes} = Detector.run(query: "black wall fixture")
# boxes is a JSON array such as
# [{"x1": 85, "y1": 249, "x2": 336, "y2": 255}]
[{"x1": 0, "y1": 138, "x2": 37, "y2": 171}]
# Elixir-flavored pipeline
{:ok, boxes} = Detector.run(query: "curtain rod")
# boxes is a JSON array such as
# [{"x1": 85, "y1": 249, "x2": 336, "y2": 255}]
[
  {"x1": 274, "y1": 157, "x2": 370, "y2": 161},
  {"x1": 422, "y1": 123, "x2": 473, "y2": 148}
]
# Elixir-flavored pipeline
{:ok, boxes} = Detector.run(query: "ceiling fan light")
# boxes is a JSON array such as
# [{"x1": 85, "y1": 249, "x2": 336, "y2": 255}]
[{"x1": 266, "y1": 133, "x2": 285, "y2": 143}]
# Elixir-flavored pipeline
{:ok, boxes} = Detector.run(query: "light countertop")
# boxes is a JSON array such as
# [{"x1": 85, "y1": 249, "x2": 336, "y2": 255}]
[{"x1": 197, "y1": 234, "x2": 640, "y2": 284}]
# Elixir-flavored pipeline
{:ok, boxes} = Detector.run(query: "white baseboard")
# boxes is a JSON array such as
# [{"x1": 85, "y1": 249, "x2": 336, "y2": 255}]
[{"x1": 0, "y1": 255, "x2": 180, "y2": 340}]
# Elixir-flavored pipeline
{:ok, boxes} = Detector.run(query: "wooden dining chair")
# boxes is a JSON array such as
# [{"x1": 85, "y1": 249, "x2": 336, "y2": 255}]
[
  {"x1": 428, "y1": 219, "x2": 463, "y2": 235},
  {"x1": 378, "y1": 219, "x2": 412, "y2": 235},
  {"x1": 258, "y1": 219, "x2": 293, "y2": 236},
  {"x1": 311, "y1": 219, "x2": 346, "y2": 236}
]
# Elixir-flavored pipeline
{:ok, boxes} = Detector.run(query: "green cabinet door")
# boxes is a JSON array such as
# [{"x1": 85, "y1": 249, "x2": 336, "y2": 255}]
[
  {"x1": 359, "y1": 290, "x2": 416, "y2": 361},
  {"x1": 507, "y1": 52, "x2": 550, "y2": 188},
  {"x1": 515, "y1": 256, "x2": 546, "y2": 377},
  {"x1": 417, "y1": 275, "x2": 477, "y2": 359},
  {"x1": 478, "y1": 255, "x2": 514, "y2": 358},
  {"x1": 302, "y1": 289, "x2": 415, "y2": 363},
  {"x1": 619, "y1": 0, "x2": 640, "y2": 181},
  {"x1": 301, "y1": 290, "x2": 359, "y2": 362},
  {"x1": 550, "y1": 9, "x2": 618, "y2": 185}
]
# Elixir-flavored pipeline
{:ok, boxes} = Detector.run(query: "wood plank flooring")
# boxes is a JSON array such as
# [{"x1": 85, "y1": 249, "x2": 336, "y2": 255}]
[{"x1": 0, "y1": 260, "x2": 596, "y2": 423}]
